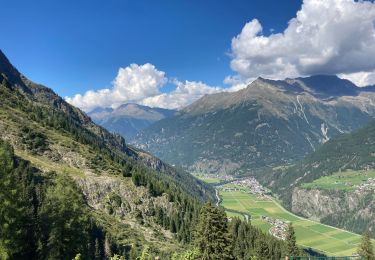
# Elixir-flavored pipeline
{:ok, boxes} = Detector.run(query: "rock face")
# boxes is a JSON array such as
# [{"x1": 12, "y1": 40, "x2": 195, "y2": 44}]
[
  {"x1": 75, "y1": 174, "x2": 174, "y2": 222},
  {"x1": 88, "y1": 103, "x2": 176, "y2": 139},
  {"x1": 291, "y1": 187, "x2": 375, "y2": 234},
  {"x1": 134, "y1": 76, "x2": 375, "y2": 175}
]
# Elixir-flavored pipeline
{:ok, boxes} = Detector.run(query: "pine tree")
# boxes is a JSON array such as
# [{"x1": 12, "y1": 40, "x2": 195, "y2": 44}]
[
  {"x1": 286, "y1": 223, "x2": 299, "y2": 257},
  {"x1": 194, "y1": 203, "x2": 233, "y2": 260},
  {"x1": 37, "y1": 175, "x2": 90, "y2": 259},
  {"x1": 0, "y1": 142, "x2": 38, "y2": 259},
  {"x1": 255, "y1": 238, "x2": 270, "y2": 260},
  {"x1": 358, "y1": 231, "x2": 375, "y2": 260}
]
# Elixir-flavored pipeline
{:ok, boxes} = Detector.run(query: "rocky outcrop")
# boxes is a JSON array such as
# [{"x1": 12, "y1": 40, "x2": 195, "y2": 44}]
[
  {"x1": 74, "y1": 174, "x2": 174, "y2": 220},
  {"x1": 291, "y1": 187, "x2": 375, "y2": 233}
]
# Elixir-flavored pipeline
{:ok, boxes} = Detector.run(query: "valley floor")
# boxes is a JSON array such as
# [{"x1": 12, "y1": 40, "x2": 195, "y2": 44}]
[{"x1": 197, "y1": 175, "x2": 375, "y2": 257}]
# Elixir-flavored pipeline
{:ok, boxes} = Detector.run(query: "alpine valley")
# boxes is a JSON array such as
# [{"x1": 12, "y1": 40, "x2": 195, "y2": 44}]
[
  {"x1": 132, "y1": 73, "x2": 375, "y2": 242},
  {"x1": 4, "y1": 0, "x2": 375, "y2": 258},
  {"x1": 0, "y1": 49, "x2": 300, "y2": 259}
]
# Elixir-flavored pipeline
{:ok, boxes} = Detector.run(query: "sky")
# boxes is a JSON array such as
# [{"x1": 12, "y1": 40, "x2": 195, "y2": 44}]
[{"x1": 2, "y1": 0, "x2": 375, "y2": 111}]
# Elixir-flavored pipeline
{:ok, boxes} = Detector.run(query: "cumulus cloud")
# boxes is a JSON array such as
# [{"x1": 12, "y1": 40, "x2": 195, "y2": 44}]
[
  {"x1": 141, "y1": 79, "x2": 221, "y2": 109},
  {"x1": 66, "y1": 64, "x2": 221, "y2": 111},
  {"x1": 66, "y1": 63, "x2": 167, "y2": 111},
  {"x1": 339, "y1": 70, "x2": 375, "y2": 87},
  {"x1": 229, "y1": 0, "x2": 375, "y2": 86}
]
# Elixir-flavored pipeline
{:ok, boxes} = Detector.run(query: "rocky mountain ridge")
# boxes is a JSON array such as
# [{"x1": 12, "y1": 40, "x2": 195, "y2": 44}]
[
  {"x1": 88, "y1": 103, "x2": 176, "y2": 139},
  {"x1": 133, "y1": 75, "x2": 375, "y2": 175}
]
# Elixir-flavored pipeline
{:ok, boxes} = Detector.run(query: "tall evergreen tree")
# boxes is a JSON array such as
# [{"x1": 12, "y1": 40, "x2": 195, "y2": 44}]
[
  {"x1": 194, "y1": 203, "x2": 233, "y2": 260},
  {"x1": 0, "y1": 141, "x2": 37, "y2": 259},
  {"x1": 358, "y1": 231, "x2": 375, "y2": 260},
  {"x1": 37, "y1": 175, "x2": 90, "y2": 259},
  {"x1": 286, "y1": 223, "x2": 299, "y2": 257},
  {"x1": 255, "y1": 237, "x2": 271, "y2": 260}
]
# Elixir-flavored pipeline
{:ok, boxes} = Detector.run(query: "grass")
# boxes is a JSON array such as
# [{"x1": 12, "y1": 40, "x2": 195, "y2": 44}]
[
  {"x1": 195, "y1": 175, "x2": 224, "y2": 184},
  {"x1": 219, "y1": 184, "x2": 375, "y2": 256},
  {"x1": 15, "y1": 149, "x2": 86, "y2": 177},
  {"x1": 301, "y1": 169, "x2": 375, "y2": 191}
]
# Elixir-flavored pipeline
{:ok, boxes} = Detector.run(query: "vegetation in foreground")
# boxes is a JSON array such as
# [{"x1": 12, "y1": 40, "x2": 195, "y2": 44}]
[{"x1": 0, "y1": 138, "x2": 299, "y2": 259}]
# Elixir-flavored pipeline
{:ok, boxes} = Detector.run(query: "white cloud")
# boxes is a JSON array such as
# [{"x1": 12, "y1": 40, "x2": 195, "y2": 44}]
[
  {"x1": 230, "y1": 0, "x2": 375, "y2": 86},
  {"x1": 66, "y1": 64, "x2": 220, "y2": 111},
  {"x1": 66, "y1": 63, "x2": 166, "y2": 111},
  {"x1": 339, "y1": 70, "x2": 375, "y2": 87},
  {"x1": 67, "y1": 0, "x2": 375, "y2": 112},
  {"x1": 141, "y1": 80, "x2": 221, "y2": 109}
]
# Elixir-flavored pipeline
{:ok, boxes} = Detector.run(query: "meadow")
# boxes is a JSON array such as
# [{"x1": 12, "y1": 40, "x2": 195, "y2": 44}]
[
  {"x1": 301, "y1": 169, "x2": 375, "y2": 191},
  {"x1": 195, "y1": 175, "x2": 223, "y2": 184}
]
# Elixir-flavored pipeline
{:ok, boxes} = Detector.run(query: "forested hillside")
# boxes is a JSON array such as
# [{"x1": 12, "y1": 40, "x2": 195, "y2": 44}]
[
  {"x1": 0, "y1": 49, "x2": 300, "y2": 259},
  {"x1": 0, "y1": 49, "x2": 210, "y2": 258}
]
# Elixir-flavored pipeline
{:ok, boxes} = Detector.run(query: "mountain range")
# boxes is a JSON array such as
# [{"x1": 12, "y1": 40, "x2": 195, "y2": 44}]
[
  {"x1": 2, "y1": 47, "x2": 375, "y2": 257},
  {"x1": 133, "y1": 75, "x2": 375, "y2": 175},
  {"x1": 88, "y1": 104, "x2": 176, "y2": 140}
]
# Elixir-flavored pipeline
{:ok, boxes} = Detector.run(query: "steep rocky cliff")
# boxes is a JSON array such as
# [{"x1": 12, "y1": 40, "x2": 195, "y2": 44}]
[{"x1": 291, "y1": 187, "x2": 375, "y2": 235}]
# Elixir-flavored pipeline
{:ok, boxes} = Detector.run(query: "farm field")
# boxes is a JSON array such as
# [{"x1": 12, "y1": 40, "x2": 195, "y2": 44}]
[
  {"x1": 219, "y1": 186, "x2": 374, "y2": 256},
  {"x1": 301, "y1": 169, "x2": 375, "y2": 191}
]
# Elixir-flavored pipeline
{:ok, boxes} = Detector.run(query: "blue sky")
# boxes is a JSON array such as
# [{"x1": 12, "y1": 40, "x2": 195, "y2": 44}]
[
  {"x1": 1, "y1": 0, "x2": 301, "y2": 97},
  {"x1": 2, "y1": 0, "x2": 375, "y2": 111}
]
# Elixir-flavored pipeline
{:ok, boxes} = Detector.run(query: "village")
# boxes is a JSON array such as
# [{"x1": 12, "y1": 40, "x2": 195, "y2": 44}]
[
  {"x1": 217, "y1": 177, "x2": 270, "y2": 196},
  {"x1": 218, "y1": 177, "x2": 289, "y2": 240},
  {"x1": 261, "y1": 216, "x2": 288, "y2": 240}
]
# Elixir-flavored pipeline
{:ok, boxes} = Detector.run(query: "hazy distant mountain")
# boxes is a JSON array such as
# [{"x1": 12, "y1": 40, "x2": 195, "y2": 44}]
[
  {"x1": 133, "y1": 75, "x2": 375, "y2": 175},
  {"x1": 88, "y1": 103, "x2": 176, "y2": 139}
]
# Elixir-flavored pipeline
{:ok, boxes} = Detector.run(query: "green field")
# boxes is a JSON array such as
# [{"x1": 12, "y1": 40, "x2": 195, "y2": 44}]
[
  {"x1": 301, "y1": 169, "x2": 375, "y2": 191},
  {"x1": 195, "y1": 175, "x2": 223, "y2": 184},
  {"x1": 220, "y1": 186, "x2": 374, "y2": 256}
]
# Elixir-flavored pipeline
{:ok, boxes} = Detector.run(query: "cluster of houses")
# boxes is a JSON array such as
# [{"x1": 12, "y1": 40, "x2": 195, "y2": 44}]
[
  {"x1": 261, "y1": 216, "x2": 288, "y2": 240},
  {"x1": 231, "y1": 177, "x2": 269, "y2": 196}
]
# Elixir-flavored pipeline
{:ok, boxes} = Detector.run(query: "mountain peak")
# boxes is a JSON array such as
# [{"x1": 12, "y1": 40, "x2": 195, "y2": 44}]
[{"x1": 295, "y1": 74, "x2": 358, "y2": 97}]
